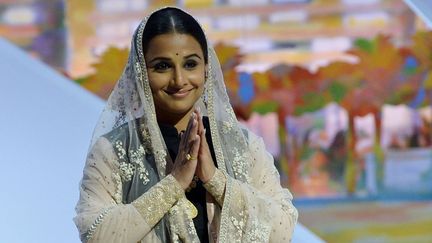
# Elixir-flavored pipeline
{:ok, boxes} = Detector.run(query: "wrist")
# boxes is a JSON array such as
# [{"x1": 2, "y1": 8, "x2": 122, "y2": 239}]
[
  {"x1": 171, "y1": 171, "x2": 188, "y2": 191},
  {"x1": 201, "y1": 166, "x2": 216, "y2": 184}
]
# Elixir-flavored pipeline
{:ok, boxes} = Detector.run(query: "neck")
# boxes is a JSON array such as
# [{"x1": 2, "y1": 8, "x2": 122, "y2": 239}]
[{"x1": 156, "y1": 109, "x2": 193, "y2": 132}]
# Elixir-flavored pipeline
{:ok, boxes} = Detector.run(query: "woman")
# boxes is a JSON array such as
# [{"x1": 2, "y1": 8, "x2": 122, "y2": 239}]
[{"x1": 74, "y1": 7, "x2": 297, "y2": 243}]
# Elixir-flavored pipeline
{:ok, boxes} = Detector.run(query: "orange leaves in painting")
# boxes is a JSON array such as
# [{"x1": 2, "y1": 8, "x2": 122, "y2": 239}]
[
  {"x1": 350, "y1": 36, "x2": 405, "y2": 96},
  {"x1": 214, "y1": 43, "x2": 242, "y2": 95},
  {"x1": 81, "y1": 47, "x2": 129, "y2": 99},
  {"x1": 411, "y1": 31, "x2": 432, "y2": 71}
]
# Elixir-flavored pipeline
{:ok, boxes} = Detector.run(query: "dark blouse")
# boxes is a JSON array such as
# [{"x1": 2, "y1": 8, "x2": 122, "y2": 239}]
[{"x1": 159, "y1": 117, "x2": 217, "y2": 243}]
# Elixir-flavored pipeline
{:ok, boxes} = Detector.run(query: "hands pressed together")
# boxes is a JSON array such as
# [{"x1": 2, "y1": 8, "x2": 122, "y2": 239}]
[{"x1": 171, "y1": 108, "x2": 217, "y2": 191}]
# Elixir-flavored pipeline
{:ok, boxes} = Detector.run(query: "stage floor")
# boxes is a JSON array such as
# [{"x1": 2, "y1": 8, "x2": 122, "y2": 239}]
[{"x1": 297, "y1": 200, "x2": 432, "y2": 243}]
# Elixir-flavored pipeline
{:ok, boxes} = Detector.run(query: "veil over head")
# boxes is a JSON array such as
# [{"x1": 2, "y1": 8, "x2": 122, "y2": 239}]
[
  {"x1": 89, "y1": 6, "x2": 253, "y2": 184},
  {"x1": 86, "y1": 6, "x2": 256, "y2": 242}
]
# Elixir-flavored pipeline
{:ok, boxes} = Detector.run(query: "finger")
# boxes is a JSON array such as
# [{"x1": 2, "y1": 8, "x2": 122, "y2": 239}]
[
  {"x1": 179, "y1": 131, "x2": 186, "y2": 152},
  {"x1": 198, "y1": 127, "x2": 205, "y2": 155},
  {"x1": 183, "y1": 135, "x2": 200, "y2": 165},
  {"x1": 178, "y1": 132, "x2": 185, "y2": 158},
  {"x1": 190, "y1": 134, "x2": 200, "y2": 158},
  {"x1": 189, "y1": 117, "x2": 199, "y2": 140},
  {"x1": 201, "y1": 128, "x2": 209, "y2": 149},
  {"x1": 195, "y1": 106, "x2": 201, "y2": 119},
  {"x1": 184, "y1": 113, "x2": 195, "y2": 138},
  {"x1": 193, "y1": 107, "x2": 204, "y2": 137},
  {"x1": 197, "y1": 110, "x2": 205, "y2": 137},
  {"x1": 182, "y1": 119, "x2": 198, "y2": 159},
  {"x1": 187, "y1": 118, "x2": 199, "y2": 146},
  {"x1": 180, "y1": 113, "x2": 196, "y2": 150},
  {"x1": 194, "y1": 108, "x2": 202, "y2": 135}
]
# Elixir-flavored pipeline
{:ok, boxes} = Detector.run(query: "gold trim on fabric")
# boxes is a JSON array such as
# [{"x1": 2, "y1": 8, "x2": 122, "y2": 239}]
[
  {"x1": 206, "y1": 62, "x2": 227, "y2": 175},
  {"x1": 203, "y1": 169, "x2": 226, "y2": 206},
  {"x1": 132, "y1": 174, "x2": 184, "y2": 226},
  {"x1": 218, "y1": 174, "x2": 234, "y2": 242}
]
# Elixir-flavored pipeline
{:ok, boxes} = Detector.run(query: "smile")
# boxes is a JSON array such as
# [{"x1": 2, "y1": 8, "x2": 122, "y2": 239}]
[{"x1": 164, "y1": 88, "x2": 193, "y2": 98}]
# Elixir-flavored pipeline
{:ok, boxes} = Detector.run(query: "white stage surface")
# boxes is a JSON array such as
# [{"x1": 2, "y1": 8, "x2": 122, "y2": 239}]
[{"x1": 0, "y1": 38, "x2": 323, "y2": 243}]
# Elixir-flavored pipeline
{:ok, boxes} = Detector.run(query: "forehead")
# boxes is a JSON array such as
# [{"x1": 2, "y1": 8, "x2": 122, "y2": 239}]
[{"x1": 145, "y1": 33, "x2": 203, "y2": 57}]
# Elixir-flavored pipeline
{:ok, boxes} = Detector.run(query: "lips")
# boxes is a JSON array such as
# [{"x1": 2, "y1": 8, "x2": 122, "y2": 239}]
[{"x1": 164, "y1": 88, "x2": 193, "y2": 98}]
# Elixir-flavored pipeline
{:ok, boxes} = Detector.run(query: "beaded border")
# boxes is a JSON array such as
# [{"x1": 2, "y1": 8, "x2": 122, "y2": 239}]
[{"x1": 84, "y1": 206, "x2": 115, "y2": 242}]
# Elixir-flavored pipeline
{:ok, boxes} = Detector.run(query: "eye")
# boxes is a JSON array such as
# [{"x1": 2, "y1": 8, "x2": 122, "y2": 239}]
[
  {"x1": 153, "y1": 62, "x2": 171, "y2": 71},
  {"x1": 184, "y1": 60, "x2": 198, "y2": 70}
]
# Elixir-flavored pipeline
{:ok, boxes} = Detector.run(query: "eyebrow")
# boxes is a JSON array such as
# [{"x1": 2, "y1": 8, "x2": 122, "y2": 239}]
[
  {"x1": 184, "y1": 54, "x2": 202, "y2": 60},
  {"x1": 149, "y1": 54, "x2": 202, "y2": 64}
]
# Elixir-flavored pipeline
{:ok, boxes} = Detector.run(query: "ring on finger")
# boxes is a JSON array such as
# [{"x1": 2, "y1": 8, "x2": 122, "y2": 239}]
[{"x1": 186, "y1": 153, "x2": 196, "y2": 161}]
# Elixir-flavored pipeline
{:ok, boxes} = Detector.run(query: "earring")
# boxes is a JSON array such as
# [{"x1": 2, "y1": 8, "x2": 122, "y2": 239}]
[
  {"x1": 202, "y1": 70, "x2": 209, "y2": 109},
  {"x1": 203, "y1": 87, "x2": 208, "y2": 109}
]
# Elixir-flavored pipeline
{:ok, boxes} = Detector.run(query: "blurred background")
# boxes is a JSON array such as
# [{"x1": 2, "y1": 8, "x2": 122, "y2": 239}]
[{"x1": 1, "y1": 0, "x2": 431, "y2": 242}]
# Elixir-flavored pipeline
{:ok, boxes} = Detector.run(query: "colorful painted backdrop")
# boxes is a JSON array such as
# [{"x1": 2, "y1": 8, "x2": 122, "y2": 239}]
[
  {"x1": 77, "y1": 32, "x2": 432, "y2": 199},
  {"x1": 2, "y1": 0, "x2": 431, "y2": 200}
]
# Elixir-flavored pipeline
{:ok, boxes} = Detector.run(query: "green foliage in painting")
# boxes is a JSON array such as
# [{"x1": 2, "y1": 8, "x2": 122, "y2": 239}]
[
  {"x1": 353, "y1": 38, "x2": 374, "y2": 53},
  {"x1": 328, "y1": 81, "x2": 347, "y2": 103},
  {"x1": 252, "y1": 101, "x2": 279, "y2": 114}
]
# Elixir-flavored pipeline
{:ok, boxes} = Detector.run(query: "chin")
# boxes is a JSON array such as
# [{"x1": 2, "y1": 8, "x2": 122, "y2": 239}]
[
  {"x1": 171, "y1": 98, "x2": 200, "y2": 112},
  {"x1": 164, "y1": 104, "x2": 195, "y2": 115},
  {"x1": 155, "y1": 94, "x2": 201, "y2": 116}
]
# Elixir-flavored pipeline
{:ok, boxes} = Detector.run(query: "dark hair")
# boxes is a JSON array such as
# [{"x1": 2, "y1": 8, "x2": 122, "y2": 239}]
[{"x1": 142, "y1": 7, "x2": 208, "y2": 63}]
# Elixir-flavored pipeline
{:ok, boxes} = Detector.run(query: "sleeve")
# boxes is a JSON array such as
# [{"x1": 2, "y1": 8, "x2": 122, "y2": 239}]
[
  {"x1": 203, "y1": 169, "x2": 226, "y2": 205},
  {"x1": 206, "y1": 131, "x2": 298, "y2": 243},
  {"x1": 73, "y1": 137, "x2": 184, "y2": 243}
]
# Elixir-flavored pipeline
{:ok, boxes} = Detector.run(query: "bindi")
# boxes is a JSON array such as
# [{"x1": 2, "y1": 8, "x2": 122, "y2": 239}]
[{"x1": 176, "y1": 53, "x2": 179, "y2": 56}]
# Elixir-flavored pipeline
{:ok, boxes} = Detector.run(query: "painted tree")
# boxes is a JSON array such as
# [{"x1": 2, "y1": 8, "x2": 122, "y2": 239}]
[
  {"x1": 77, "y1": 47, "x2": 129, "y2": 99},
  {"x1": 410, "y1": 31, "x2": 432, "y2": 145}
]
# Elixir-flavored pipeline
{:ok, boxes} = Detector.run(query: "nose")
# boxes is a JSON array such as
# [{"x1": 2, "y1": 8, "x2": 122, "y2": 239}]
[{"x1": 173, "y1": 66, "x2": 187, "y2": 87}]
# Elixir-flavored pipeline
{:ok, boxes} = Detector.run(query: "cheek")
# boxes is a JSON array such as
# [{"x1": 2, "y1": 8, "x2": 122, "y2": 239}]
[
  {"x1": 189, "y1": 69, "x2": 206, "y2": 87},
  {"x1": 148, "y1": 73, "x2": 169, "y2": 92}
]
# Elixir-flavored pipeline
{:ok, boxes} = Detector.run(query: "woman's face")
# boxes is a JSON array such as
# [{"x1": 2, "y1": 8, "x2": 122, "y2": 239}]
[{"x1": 145, "y1": 33, "x2": 206, "y2": 118}]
